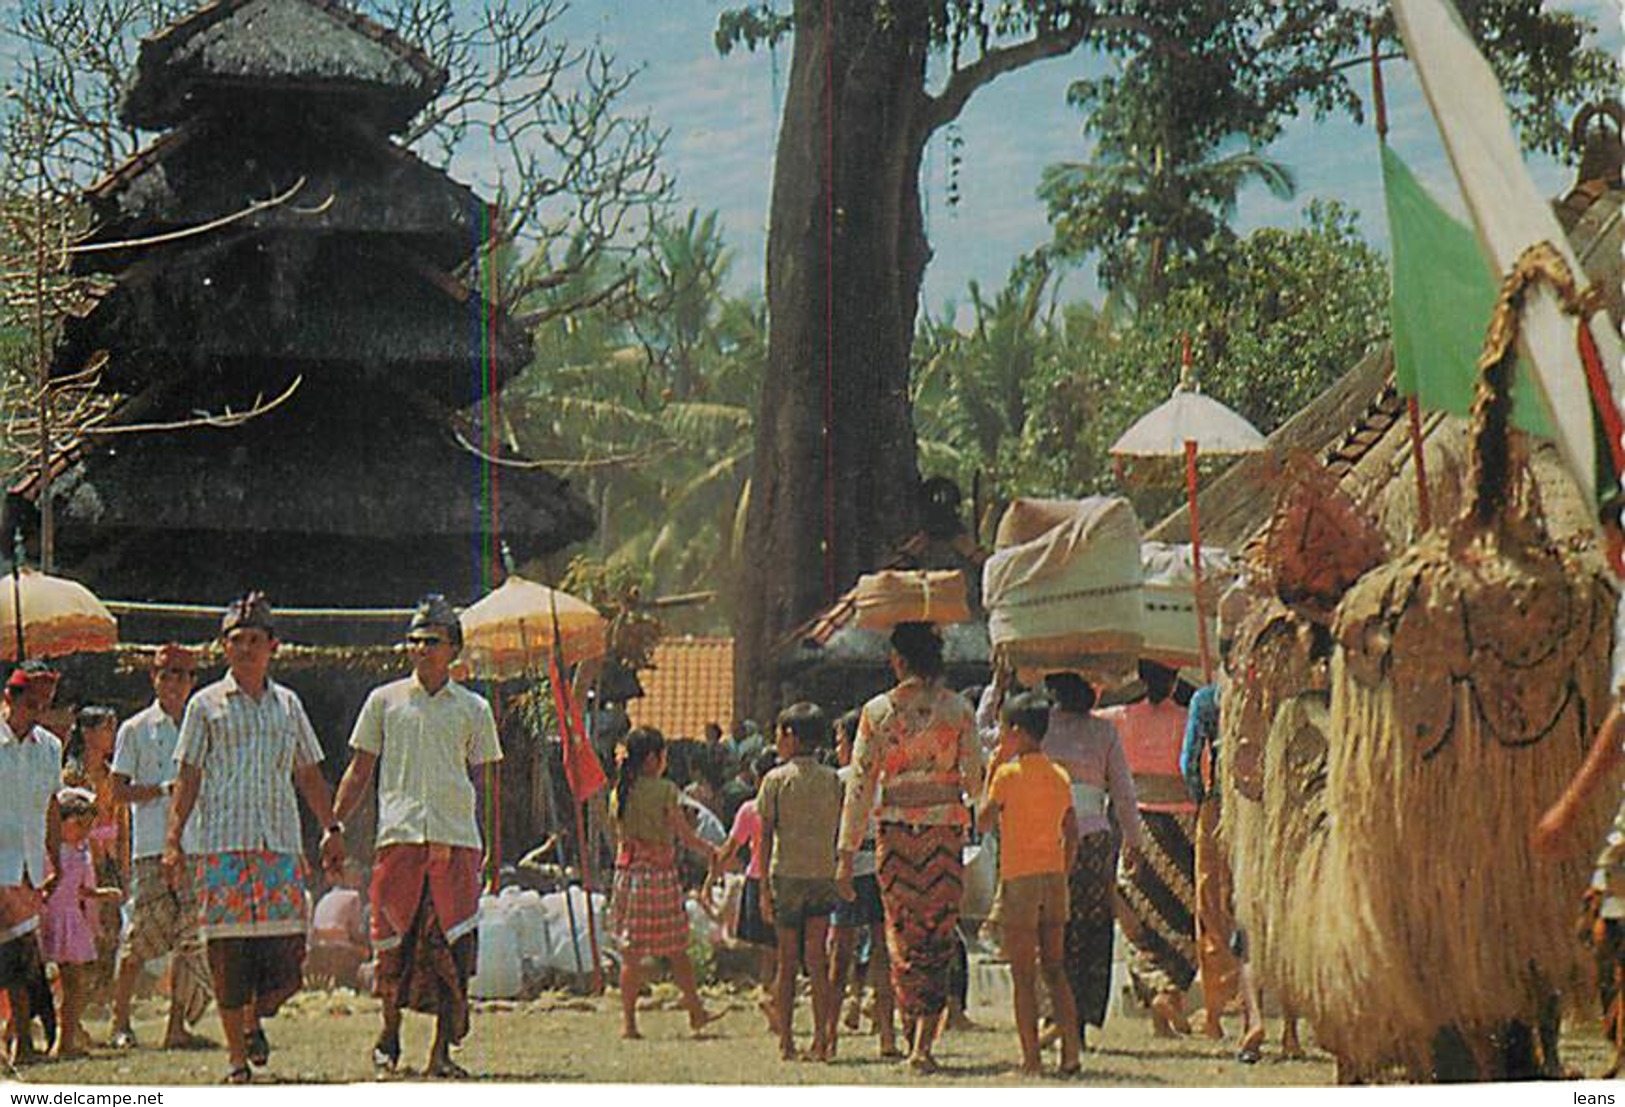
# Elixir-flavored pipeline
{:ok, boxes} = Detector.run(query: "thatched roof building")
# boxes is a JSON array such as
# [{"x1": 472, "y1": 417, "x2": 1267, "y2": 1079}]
[{"x1": 19, "y1": 0, "x2": 592, "y2": 613}]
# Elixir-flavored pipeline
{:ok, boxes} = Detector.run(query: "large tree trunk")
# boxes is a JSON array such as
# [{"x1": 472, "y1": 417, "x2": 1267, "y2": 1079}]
[{"x1": 734, "y1": 0, "x2": 933, "y2": 719}]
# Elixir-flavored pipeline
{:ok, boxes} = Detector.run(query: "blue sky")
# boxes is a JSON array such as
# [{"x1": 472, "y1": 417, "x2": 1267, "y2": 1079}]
[{"x1": 546, "y1": 0, "x2": 1622, "y2": 319}]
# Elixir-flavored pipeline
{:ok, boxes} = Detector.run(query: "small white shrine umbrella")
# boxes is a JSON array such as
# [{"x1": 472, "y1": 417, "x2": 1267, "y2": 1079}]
[{"x1": 1111, "y1": 346, "x2": 1266, "y2": 681}]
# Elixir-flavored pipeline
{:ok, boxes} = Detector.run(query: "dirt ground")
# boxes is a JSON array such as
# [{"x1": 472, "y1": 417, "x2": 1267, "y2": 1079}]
[{"x1": 4, "y1": 981, "x2": 1619, "y2": 1088}]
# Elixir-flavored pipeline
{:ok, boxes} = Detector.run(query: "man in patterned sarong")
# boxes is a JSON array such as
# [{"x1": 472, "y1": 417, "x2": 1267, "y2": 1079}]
[
  {"x1": 109, "y1": 644, "x2": 212, "y2": 1050},
  {"x1": 167, "y1": 593, "x2": 345, "y2": 1084},
  {"x1": 333, "y1": 595, "x2": 501, "y2": 1078}
]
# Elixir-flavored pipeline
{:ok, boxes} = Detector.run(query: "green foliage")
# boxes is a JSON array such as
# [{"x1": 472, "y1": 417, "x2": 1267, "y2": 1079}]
[
  {"x1": 501, "y1": 208, "x2": 765, "y2": 631},
  {"x1": 916, "y1": 201, "x2": 1387, "y2": 529},
  {"x1": 1042, "y1": 1, "x2": 1616, "y2": 302},
  {"x1": 1444, "y1": 0, "x2": 1621, "y2": 158},
  {"x1": 715, "y1": 3, "x2": 794, "y2": 55}
]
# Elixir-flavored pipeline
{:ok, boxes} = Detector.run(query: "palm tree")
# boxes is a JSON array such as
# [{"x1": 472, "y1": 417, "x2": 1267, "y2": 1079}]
[
  {"x1": 1042, "y1": 134, "x2": 1295, "y2": 306},
  {"x1": 501, "y1": 209, "x2": 765, "y2": 631}
]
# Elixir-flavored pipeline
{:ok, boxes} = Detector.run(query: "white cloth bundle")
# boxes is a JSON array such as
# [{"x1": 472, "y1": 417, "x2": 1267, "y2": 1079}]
[{"x1": 982, "y1": 497, "x2": 1144, "y2": 680}]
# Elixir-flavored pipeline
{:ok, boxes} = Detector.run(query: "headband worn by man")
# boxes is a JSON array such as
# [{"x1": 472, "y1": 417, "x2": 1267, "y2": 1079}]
[
  {"x1": 168, "y1": 592, "x2": 343, "y2": 1084},
  {"x1": 332, "y1": 592, "x2": 500, "y2": 1078}
]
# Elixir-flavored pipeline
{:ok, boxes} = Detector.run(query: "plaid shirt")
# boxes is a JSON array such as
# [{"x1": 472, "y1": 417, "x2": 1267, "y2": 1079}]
[{"x1": 175, "y1": 672, "x2": 323, "y2": 855}]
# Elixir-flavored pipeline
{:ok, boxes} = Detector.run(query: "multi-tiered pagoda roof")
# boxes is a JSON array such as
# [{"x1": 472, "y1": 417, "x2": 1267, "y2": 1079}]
[{"x1": 25, "y1": 0, "x2": 592, "y2": 609}]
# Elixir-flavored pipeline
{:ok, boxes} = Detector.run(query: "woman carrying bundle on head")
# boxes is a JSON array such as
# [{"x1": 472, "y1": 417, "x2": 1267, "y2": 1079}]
[
  {"x1": 837, "y1": 622, "x2": 984, "y2": 1074},
  {"x1": 1101, "y1": 660, "x2": 1200, "y2": 1037},
  {"x1": 610, "y1": 726, "x2": 725, "y2": 1041},
  {"x1": 1041, "y1": 672, "x2": 1141, "y2": 1048}
]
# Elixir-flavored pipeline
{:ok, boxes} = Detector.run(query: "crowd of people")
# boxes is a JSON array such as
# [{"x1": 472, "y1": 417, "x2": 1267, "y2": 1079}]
[
  {"x1": 0, "y1": 597, "x2": 1303, "y2": 1083},
  {"x1": 0, "y1": 591, "x2": 500, "y2": 1084},
  {"x1": 606, "y1": 619, "x2": 1277, "y2": 1078}
]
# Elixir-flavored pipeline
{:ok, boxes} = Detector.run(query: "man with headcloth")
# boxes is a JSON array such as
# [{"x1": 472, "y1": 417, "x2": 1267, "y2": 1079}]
[
  {"x1": 0, "y1": 661, "x2": 63, "y2": 1064},
  {"x1": 109, "y1": 644, "x2": 212, "y2": 1050},
  {"x1": 333, "y1": 595, "x2": 501, "y2": 1078},
  {"x1": 167, "y1": 593, "x2": 344, "y2": 1084}
]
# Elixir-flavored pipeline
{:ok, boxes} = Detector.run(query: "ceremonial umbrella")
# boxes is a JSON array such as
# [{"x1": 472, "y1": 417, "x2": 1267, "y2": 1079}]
[
  {"x1": 1, "y1": 566, "x2": 118, "y2": 661},
  {"x1": 1111, "y1": 347, "x2": 1265, "y2": 681},
  {"x1": 456, "y1": 574, "x2": 607, "y2": 681},
  {"x1": 456, "y1": 572, "x2": 609, "y2": 989}
]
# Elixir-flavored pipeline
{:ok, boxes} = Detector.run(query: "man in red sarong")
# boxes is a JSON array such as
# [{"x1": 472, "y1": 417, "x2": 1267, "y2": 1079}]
[{"x1": 334, "y1": 595, "x2": 501, "y2": 1078}]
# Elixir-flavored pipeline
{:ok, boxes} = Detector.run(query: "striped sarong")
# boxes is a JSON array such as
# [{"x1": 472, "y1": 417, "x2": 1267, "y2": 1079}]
[
  {"x1": 1065, "y1": 828, "x2": 1120, "y2": 1029},
  {"x1": 877, "y1": 822, "x2": 962, "y2": 1019},
  {"x1": 1117, "y1": 810, "x2": 1198, "y2": 1003}
]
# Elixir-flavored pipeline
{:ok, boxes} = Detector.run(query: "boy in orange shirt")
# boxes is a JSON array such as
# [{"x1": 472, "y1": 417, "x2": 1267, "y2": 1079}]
[{"x1": 977, "y1": 691, "x2": 1081, "y2": 1076}]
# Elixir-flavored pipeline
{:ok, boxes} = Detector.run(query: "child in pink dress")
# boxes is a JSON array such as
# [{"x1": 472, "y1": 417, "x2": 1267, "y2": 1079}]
[{"x1": 40, "y1": 788, "x2": 123, "y2": 1057}]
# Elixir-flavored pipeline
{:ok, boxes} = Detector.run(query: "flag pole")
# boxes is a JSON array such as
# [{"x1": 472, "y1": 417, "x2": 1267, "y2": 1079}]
[
  {"x1": 10, "y1": 527, "x2": 24, "y2": 662},
  {"x1": 1185, "y1": 438, "x2": 1213, "y2": 685},
  {"x1": 1373, "y1": 21, "x2": 1433, "y2": 532},
  {"x1": 550, "y1": 587, "x2": 604, "y2": 994}
]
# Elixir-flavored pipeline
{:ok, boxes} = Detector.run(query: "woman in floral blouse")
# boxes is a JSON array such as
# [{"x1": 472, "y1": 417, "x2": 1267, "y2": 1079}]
[{"x1": 837, "y1": 622, "x2": 983, "y2": 1073}]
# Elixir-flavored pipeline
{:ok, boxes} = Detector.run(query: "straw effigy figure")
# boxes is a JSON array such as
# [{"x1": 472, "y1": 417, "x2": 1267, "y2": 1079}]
[
  {"x1": 1234, "y1": 245, "x2": 1617, "y2": 1081},
  {"x1": 1219, "y1": 459, "x2": 1385, "y2": 1055}
]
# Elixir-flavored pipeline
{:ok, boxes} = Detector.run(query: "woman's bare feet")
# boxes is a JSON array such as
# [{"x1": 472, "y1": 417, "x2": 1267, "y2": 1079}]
[
  {"x1": 689, "y1": 1008, "x2": 727, "y2": 1037},
  {"x1": 1281, "y1": 1020, "x2": 1305, "y2": 1059},
  {"x1": 1150, "y1": 993, "x2": 1191, "y2": 1036}
]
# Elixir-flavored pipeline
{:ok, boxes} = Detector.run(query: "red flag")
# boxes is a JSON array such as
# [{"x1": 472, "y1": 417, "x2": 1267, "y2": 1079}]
[{"x1": 548, "y1": 644, "x2": 606, "y2": 801}]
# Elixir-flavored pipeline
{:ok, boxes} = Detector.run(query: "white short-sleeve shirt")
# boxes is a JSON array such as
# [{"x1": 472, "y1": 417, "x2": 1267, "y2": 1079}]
[
  {"x1": 0, "y1": 720, "x2": 63, "y2": 887},
  {"x1": 113, "y1": 701, "x2": 189, "y2": 860},
  {"x1": 175, "y1": 672, "x2": 324, "y2": 855},
  {"x1": 348, "y1": 675, "x2": 502, "y2": 851}
]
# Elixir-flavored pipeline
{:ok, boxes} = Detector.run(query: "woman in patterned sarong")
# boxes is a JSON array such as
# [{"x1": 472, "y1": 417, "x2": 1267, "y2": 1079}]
[
  {"x1": 838, "y1": 622, "x2": 983, "y2": 1073},
  {"x1": 1041, "y1": 673, "x2": 1142, "y2": 1043},
  {"x1": 1102, "y1": 661, "x2": 1199, "y2": 1036}
]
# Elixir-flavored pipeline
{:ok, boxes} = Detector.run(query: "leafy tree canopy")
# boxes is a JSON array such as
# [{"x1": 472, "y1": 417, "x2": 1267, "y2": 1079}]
[{"x1": 918, "y1": 200, "x2": 1388, "y2": 528}]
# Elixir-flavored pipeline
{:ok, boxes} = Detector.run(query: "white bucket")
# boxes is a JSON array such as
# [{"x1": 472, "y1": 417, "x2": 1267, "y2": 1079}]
[{"x1": 469, "y1": 896, "x2": 523, "y2": 999}]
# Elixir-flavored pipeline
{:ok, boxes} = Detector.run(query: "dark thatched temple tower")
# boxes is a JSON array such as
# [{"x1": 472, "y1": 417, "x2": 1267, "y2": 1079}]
[{"x1": 24, "y1": 0, "x2": 592, "y2": 610}]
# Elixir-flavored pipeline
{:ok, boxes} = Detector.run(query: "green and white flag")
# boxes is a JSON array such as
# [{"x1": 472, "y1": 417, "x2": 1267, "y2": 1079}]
[{"x1": 1382, "y1": 142, "x2": 1549, "y2": 437}]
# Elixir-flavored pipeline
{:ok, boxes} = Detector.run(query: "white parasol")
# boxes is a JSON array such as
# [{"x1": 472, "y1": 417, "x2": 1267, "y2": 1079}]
[{"x1": 1111, "y1": 347, "x2": 1265, "y2": 681}]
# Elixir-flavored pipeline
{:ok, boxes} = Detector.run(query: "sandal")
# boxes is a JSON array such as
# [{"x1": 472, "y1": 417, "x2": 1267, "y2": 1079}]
[
  {"x1": 427, "y1": 1056, "x2": 470, "y2": 1079},
  {"x1": 372, "y1": 1034, "x2": 400, "y2": 1074},
  {"x1": 1238, "y1": 1026, "x2": 1265, "y2": 1065},
  {"x1": 223, "y1": 1065, "x2": 252, "y2": 1085},
  {"x1": 245, "y1": 1028, "x2": 270, "y2": 1067}
]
